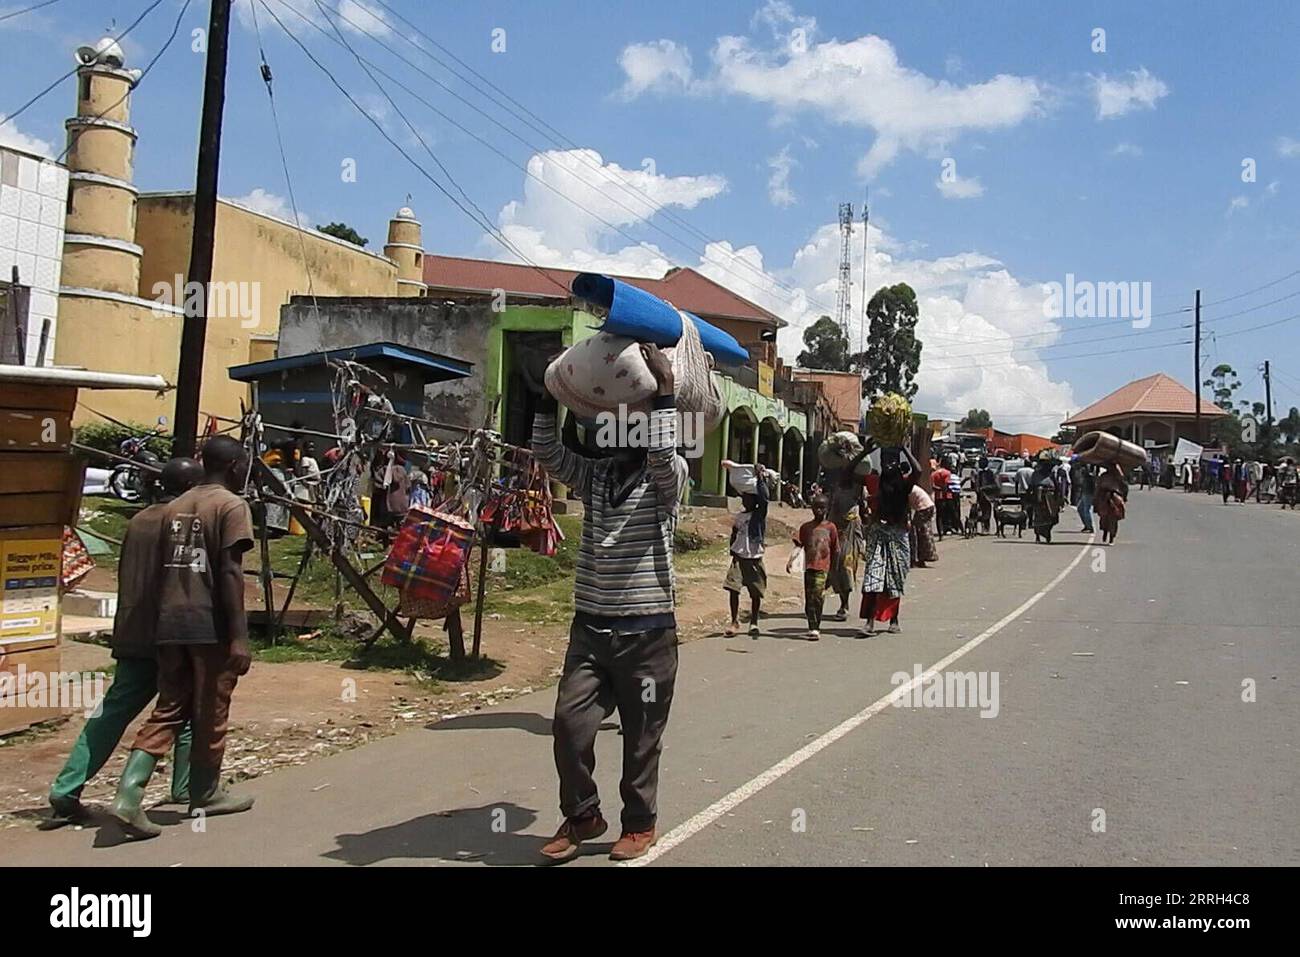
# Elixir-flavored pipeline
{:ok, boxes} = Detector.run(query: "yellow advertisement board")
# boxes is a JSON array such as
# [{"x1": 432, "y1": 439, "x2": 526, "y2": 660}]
[
  {"x1": 758, "y1": 362, "x2": 774, "y2": 397},
  {"x1": 1, "y1": 537, "x2": 60, "y2": 645}
]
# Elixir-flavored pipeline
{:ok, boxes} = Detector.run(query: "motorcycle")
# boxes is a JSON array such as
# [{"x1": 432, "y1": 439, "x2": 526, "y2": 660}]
[{"x1": 108, "y1": 418, "x2": 168, "y2": 504}]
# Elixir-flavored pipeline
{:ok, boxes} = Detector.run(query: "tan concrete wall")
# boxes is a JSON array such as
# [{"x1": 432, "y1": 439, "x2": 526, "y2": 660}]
[
  {"x1": 61, "y1": 243, "x2": 139, "y2": 295},
  {"x1": 65, "y1": 127, "x2": 132, "y2": 182},
  {"x1": 387, "y1": 219, "x2": 420, "y2": 246},
  {"x1": 66, "y1": 181, "x2": 135, "y2": 240},
  {"x1": 57, "y1": 295, "x2": 180, "y2": 426},
  {"x1": 78, "y1": 69, "x2": 132, "y2": 125}
]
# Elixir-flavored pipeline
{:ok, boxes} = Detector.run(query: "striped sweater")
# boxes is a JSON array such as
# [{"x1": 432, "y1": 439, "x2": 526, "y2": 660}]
[{"x1": 532, "y1": 406, "x2": 688, "y2": 619}]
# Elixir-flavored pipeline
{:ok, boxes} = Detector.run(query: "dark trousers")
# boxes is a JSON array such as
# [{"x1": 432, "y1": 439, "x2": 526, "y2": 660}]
[
  {"x1": 132, "y1": 644, "x2": 239, "y2": 771},
  {"x1": 552, "y1": 620, "x2": 678, "y2": 832}
]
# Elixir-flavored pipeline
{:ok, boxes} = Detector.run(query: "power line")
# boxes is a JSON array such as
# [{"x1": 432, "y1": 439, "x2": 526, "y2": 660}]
[
  {"x1": 276, "y1": 0, "x2": 821, "y2": 316},
  {"x1": 0, "y1": 0, "x2": 65, "y2": 25},
  {"x1": 256, "y1": 0, "x2": 570, "y2": 297},
  {"x1": 361, "y1": 0, "x2": 826, "y2": 315},
  {"x1": 1, "y1": 0, "x2": 165, "y2": 133},
  {"x1": 53, "y1": 0, "x2": 192, "y2": 166}
]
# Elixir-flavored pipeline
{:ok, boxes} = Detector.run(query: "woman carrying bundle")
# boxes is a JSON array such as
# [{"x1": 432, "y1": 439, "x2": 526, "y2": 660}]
[{"x1": 858, "y1": 448, "x2": 921, "y2": 637}]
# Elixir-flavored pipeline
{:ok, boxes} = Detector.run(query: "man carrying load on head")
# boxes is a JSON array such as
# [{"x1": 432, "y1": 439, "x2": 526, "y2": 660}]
[{"x1": 527, "y1": 342, "x2": 688, "y2": 864}]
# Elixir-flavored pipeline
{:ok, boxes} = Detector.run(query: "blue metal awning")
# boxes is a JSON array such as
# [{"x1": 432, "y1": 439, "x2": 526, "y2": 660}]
[{"x1": 229, "y1": 342, "x2": 473, "y2": 383}]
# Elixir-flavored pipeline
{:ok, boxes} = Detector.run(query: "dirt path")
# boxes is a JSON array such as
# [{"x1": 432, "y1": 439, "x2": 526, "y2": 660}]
[{"x1": 0, "y1": 506, "x2": 808, "y2": 830}]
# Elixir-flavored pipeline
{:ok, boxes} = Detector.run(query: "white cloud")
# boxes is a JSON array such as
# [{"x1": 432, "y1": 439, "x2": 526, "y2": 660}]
[
  {"x1": 767, "y1": 146, "x2": 797, "y2": 207},
  {"x1": 616, "y1": 10, "x2": 1043, "y2": 176},
  {"x1": 1110, "y1": 142, "x2": 1143, "y2": 157},
  {"x1": 1092, "y1": 67, "x2": 1169, "y2": 119},
  {"x1": 336, "y1": 0, "x2": 393, "y2": 38},
  {"x1": 482, "y1": 149, "x2": 1075, "y2": 434},
  {"x1": 617, "y1": 40, "x2": 696, "y2": 99},
  {"x1": 936, "y1": 172, "x2": 984, "y2": 199},
  {"x1": 228, "y1": 187, "x2": 314, "y2": 228},
  {"x1": 1226, "y1": 195, "x2": 1249, "y2": 216},
  {"x1": 0, "y1": 116, "x2": 53, "y2": 157},
  {"x1": 1278, "y1": 136, "x2": 1300, "y2": 158}
]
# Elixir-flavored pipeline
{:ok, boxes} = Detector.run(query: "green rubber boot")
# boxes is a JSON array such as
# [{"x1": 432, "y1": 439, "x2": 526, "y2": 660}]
[
  {"x1": 110, "y1": 750, "x2": 162, "y2": 839},
  {"x1": 188, "y1": 764, "x2": 254, "y2": 818},
  {"x1": 169, "y1": 731, "x2": 192, "y2": 805}
]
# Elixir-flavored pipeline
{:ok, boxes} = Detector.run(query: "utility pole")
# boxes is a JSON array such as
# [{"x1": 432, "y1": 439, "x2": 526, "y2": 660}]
[
  {"x1": 834, "y1": 202, "x2": 853, "y2": 341},
  {"x1": 1263, "y1": 359, "x2": 1273, "y2": 450},
  {"x1": 172, "y1": 0, "x2": 233, "y2": 457},
  {"x1": 858, "y1": 192, "x2": 869, "y2": 355},
  {"x1": 1193, "y1": 289, "x2": 1201, "y2": 440}
]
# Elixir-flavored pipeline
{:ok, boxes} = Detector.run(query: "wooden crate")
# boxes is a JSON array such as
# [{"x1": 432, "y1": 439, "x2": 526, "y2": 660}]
[{"x1": 0, "y1": 453, "x2": 86, "y2": 528}]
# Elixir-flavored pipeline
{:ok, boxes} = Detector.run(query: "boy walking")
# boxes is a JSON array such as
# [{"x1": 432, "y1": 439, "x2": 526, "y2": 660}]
[
  {"x1": 109, "y1": 436, "x2": 256, "y2": 839},
  {"x1": 792, "y1": 494, "x2": 838, "y2": 640},
  {"x1": 723, "y1": 462, "x2": 770, "y2": 638},
  {"x1": 48, "y1": 457, "x2": 203, "y2": 823}
]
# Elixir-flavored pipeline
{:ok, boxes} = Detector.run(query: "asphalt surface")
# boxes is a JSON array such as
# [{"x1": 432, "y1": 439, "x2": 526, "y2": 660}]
[{"x1": 6, "y1": 488, "x2": 1297, "y2": 866}]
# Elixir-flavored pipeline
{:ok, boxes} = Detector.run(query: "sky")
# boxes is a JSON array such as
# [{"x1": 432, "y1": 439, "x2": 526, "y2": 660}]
[{"x1": 4, "y1": 0, "x2": 1300, "y2": 434}]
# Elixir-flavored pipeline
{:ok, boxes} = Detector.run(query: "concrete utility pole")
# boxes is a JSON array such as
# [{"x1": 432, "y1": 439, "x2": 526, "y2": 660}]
[
  {"x1": 1194, "y1": 289, "x2": 1201, "y2": 439},
  {"x1": 173, "y1": 0, "x2": 233, "y2": 457}
]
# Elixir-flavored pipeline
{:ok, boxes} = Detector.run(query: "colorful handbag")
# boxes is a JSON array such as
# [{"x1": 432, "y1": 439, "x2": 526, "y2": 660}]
[{"x1": 382, "y1": 503, "x2": 476, "y2": 602}]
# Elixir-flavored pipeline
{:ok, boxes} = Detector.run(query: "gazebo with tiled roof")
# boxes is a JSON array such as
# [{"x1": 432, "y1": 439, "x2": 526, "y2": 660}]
[{"x1": 1062, "y1": 372, "x2": 1231, "y2": 448}]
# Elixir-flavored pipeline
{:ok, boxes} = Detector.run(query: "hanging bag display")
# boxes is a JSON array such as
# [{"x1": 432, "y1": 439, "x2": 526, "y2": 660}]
[{"x1": 382, "y1": 501, "x2": 477, "y2": 602}]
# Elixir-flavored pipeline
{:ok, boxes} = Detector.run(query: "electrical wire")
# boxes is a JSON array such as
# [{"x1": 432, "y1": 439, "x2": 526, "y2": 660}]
[
  {"x1": 0, "y1": 0, "x2": 65, "y2": 25},
  {"x1": 1, "y1": 0, "x2": 165, "y2": 133},
  {"x1": 53, "y1": 0, "x2": 192, "y2": 165}
]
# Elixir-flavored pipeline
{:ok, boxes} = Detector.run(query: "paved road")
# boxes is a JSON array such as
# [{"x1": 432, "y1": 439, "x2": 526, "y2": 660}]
[{"x1": 6, "y1": 490, "x2": 1297, "y2": 866}]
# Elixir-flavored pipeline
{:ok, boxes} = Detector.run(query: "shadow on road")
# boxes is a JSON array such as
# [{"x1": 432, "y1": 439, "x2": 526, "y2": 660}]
[
  {"x1": 324, "y1": 802, "x2": 582, "y2": 866},
  {"x1": 424, "y1": 712, "x2": 618, "y2": 735}
]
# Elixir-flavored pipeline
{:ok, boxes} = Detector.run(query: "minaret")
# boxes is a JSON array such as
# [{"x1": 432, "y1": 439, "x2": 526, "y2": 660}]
[
  {"x1": 60, "y1": 37, "x2": 143, "y2": 297},
  {"x1": 384, "y1": 200, "x2": 427, "y2": 297}
]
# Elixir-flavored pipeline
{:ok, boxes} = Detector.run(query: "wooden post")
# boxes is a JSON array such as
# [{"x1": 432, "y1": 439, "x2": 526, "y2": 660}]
[
  {"x1": 257, "y1": 506, "x2": 276, "y2": 644},
  {"x1": 471, "y1": 521, "x2": 492, "y2": 659}
]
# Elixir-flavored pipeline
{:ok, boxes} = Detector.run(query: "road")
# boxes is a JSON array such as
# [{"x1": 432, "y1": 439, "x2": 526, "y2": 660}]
[{"x1": 6, "y1": 489, "x2": 1297, "y2": 866}]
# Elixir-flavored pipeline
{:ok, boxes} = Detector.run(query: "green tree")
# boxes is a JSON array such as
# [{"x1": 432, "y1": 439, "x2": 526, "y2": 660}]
[
  {"x1": 1280, "y1": 406, "x2": 1300, "y2": 444},
  {"x1": 961, "y1": 408, "x2": 993, "y2": 430},
  {"x1": 797, "y1": 315, "x2": 851, "y2": 370},
  {"x1": 317, "y1": 221, "x2": 369, "y2": 247},
  {"x1": 859, "y1": 283, "x2": 922, "y2": 400},
  {"x1": 1203, "y1": 363, "x2": 1241, "y2": 410}
]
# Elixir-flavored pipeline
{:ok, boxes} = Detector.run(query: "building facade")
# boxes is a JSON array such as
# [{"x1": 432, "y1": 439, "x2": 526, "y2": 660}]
[{"x1": 0, "y1": 144, "x2": 67, "y2": 364}]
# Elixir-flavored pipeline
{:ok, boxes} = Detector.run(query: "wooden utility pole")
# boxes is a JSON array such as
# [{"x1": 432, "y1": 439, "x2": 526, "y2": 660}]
[
  {"x1": 1263, "y1": 359, "x2": 1273, "y2": 450},
  {"x1": 1194, "y1": 289, "x2": 1202, "y2": 439},
  {"x1": 173, "y1": 0, "x2": 233, "y2": 457}
]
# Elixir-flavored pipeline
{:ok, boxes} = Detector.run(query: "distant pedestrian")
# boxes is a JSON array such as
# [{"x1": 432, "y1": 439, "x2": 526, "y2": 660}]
[
  {"x1": 723, "y1": 463, "x2": 770, "y2": 638},
  {"x1": 908, "y1": 481, "x2": 938, "y2": 567},
  {"x1": 1095, "y1": 462, "x2": 1129, "y2": 544},
  {"x1": 1076, "y1": 463, "x2": 1096, "y2": 533},
  {"x1": 792, "y1": 494, "x2": 839, "y2": 640}
]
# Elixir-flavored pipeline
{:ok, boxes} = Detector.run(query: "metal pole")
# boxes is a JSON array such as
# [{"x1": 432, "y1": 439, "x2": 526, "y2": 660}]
[{"x1": 173, "y1": 0, "x2": 233, "y2": 457}]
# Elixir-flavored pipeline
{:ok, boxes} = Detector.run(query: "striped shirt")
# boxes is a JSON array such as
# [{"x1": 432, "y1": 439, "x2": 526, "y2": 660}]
[{"x1": 532, "y1": 405, "x2": 688, "y2": 619}]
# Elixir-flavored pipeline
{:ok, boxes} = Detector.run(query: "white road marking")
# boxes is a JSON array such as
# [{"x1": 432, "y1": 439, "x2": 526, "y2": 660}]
[{"x1": 626, "y1": 535, "x2": 1096, "y2": 866}]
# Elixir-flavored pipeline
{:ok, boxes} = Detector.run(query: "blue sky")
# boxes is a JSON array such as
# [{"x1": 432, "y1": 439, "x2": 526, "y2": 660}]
[{"x1": 4, "y1": 0, "x2": 1300, "y2": 432}]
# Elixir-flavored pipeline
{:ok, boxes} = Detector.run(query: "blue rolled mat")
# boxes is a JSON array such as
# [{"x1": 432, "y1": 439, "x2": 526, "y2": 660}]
[{"x1": 570, "y1": 273, "x2": 750, "y2": 366}]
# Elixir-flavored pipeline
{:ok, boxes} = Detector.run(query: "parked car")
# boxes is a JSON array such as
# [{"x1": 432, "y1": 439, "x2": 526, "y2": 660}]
[{"x1": 997, "y1": 457, "x2": 1027, "y2": 496}]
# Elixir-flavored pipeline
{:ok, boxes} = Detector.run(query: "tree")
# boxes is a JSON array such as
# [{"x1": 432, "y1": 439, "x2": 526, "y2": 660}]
[
  {"x1": 859, "y1": 283, "x2": 922, "y2": 400},
  {"x1": 1280, "y1": 406, "x2": 1300, "y2": 445},
  {"x1": 797, "y1": 315, "x2": 850, "y2": 370},
  {"x1": 961, "y1": 409, "x2": 993, "y2": 430},
  {"x1": 317, "y1": 221, "x2": 369, "y2": 247},
  {"x1": 1203, "y1": 363, "x2": 1241, "y2": 411}
]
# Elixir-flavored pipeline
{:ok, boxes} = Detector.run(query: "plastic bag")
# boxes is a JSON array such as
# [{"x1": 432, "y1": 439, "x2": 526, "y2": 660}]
[{"x1": 785, "y1": 547, "x2": 805, "y2": 575}]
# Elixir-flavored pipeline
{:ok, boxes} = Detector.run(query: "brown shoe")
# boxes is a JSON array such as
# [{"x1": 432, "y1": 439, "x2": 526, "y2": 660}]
[
  {"x1": 609, "y1": 828, "x2": 657, "y2": 861},
  {"x1": 539, "y1": 813, "x2": 608, "y2": 863}
]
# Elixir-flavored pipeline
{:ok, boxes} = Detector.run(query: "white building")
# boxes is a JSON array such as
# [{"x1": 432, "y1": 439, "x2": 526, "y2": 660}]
[{"x1": 0, "y1": 143, "x2": 69, "y2": 364}]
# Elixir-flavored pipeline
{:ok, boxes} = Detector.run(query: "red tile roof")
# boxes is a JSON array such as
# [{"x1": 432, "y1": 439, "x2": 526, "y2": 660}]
[
  {"x1": 422, "y1": 255, "x2": 783, "y2": 327},
  {"x1": 1063, "y1": 373, "x2": 1230, "y2": 425}
]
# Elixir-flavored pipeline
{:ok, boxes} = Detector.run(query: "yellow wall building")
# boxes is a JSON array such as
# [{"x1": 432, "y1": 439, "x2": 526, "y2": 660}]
[{"x1": 53, "y1": 37, "x2": 425, "y2": 426}]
